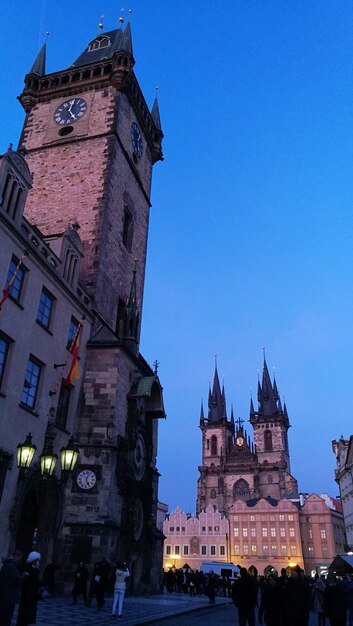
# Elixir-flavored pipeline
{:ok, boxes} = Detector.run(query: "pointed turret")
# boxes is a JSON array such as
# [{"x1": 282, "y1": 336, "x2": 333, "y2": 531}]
[
  {"x1": 151, "y1": 98, "x2": 162, "y2": 130},
  {"x1": 283, "y1": 401, "x2": 289, "y2": 420},
  {"x1": 273, "y1": 375, "x2": 279, "y2": 401},
  {"x1": 123, "y1": 266, "x2": 139, "y2": 353},
  {"x1": 258, "y1": 358, "x2": 278, "y2": 416},
  {"x1": 29, "y1": 41, "x2": 46, "y2": 76},
  {"x1": 250, "y1": 397, "x2": 255, "y2": 416},
  {"x1": 221, "y1": 383, "x2": 227, "y2": 420},
  {"x1": 121, "y1": 22, "x2": 133, "y2": 55},
  {"x1": 200, "y1": 400, "x2": 205, "y2": 426},
  {"x1": 208, "y1": 364, "x2": 224, "y2": 423}
]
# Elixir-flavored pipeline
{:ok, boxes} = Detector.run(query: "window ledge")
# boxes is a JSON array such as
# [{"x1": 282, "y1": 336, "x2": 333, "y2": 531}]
[
  {"x1": 35, "y1": 319, "x2": 53, "y2": 335},
  {"x1": 8, "y1": 295, "x2": 24, "y2": 311},
  {"x1": 18, "y1": 402, "x2": 39, "y2": 417}
]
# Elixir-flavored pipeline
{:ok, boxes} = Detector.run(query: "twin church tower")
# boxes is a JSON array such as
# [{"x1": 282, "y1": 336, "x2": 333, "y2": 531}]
[{"x1": 197, "y1": 359, "x2": 298, "y2": 514}]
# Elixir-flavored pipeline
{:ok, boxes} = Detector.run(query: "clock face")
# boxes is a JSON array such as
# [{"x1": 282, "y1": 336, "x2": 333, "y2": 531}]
[
  {"x1": 236, "y1": 436, "x2": 244, "y2": 447},
  {"x1": 76, "y1": 469, "x2": 97, "y2": 490},
  {"x1": 130, "y1": 122, "x2": 143, "y2": 158},
  {"x1": 54, "y1": 98, "x2": 88, "y2": 125},
  {"x1": 133, "y1": 435, "x2": 146, "y2": 481}
]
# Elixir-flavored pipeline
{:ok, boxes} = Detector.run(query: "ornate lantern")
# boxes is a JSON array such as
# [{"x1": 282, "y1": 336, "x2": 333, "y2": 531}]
[
  {"x1": 17, "y1": 433, "x2": 37, "y2": 469},
  {"x1": 60, "y1": 436, "x2": 79, "y2": 473}
]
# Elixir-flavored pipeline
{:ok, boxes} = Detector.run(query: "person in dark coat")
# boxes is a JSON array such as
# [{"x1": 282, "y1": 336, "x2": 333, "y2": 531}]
[
  {"x1": 0, "y1": 551, "x2": 27, "y2": 626},
  {"x1": 323, "y1": 572, "x2": 348, "y2": 626},
  {"x1": 232, "y1": 567, "x2": 259, "y2": 626},
  {"x1": 258, "y1": 574, "x2": 283, "y2": 626},
  {"x1": 283, "y1": 568, "x2": 311, "y2": 626},
  {"x1": 16, "y1": 551, "x2": 41, "y2": 626},
  {"x1": 71, "y1": 562, "x2": 88, "y2": 605},
  {"x1": 88, "y1": 561, "x2": 106, "y2": 609},
  {"x1": 42, "y1": 562, "x2": 57, "y2": 598}
]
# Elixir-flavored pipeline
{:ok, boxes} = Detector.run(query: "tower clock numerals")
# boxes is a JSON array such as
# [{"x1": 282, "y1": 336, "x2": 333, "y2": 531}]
[
  {"x1": 130, "y1": 122, "x2": 143, "y2": 158},
  {"x1": 54, "y1": 98, "x2": 88, "y2": 125}
]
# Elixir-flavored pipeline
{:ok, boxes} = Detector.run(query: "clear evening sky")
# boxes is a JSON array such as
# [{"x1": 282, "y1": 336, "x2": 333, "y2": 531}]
[{"x1": 2, "y1": 1, "x2": 353, "y2": 513}]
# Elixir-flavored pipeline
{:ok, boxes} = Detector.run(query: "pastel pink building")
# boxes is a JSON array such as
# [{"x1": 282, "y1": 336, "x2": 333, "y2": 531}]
[{"x1": 163, "y1": 505, "x2": 229, "y2": 571}]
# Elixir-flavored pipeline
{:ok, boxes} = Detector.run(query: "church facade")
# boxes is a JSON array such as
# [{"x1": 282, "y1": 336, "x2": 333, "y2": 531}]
[
  {"x1": 197, "y1": 359, "x2": 298, "y2": 515},
  {"x1": 0, "y1": 20, "x2": 165, "y2": 593}
]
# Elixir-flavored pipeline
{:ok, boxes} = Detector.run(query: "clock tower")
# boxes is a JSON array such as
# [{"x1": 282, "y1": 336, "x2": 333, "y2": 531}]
[{"x1": 14, "y1": 22, "x2": 166, "y2": 593}]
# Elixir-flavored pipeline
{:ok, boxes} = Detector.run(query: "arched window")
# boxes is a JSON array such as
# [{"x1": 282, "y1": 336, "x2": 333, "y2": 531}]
[
  {"x1": 211, "y1": 435, "x2": 217, "y2": 456},
  {"x1": 88, "y1": 36, "x2": 111, "y2": 52},
  {"x1": 210, "y1": 489, "x2": 216, "y2": 499},
  {"x1": 264, "y1": 429, "x2": 272, "y2": 451},
  {"x1": 268, "y1": 475, "x2": 273, "y2": 484},
  {"x1": 233, "y1": 479, "x2": 250, "y2": 501}
]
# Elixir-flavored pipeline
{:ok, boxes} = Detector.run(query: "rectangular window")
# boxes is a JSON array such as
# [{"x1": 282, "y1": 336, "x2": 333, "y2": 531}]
[
  {"x1": 322, "y1": 546, "x2": 328, "y2": 558},
  {"x1": 250, "y1": 515, "x2": 255, "y2": 522},
  {"x1": 21, "y1": 356, "x2": 42, "y2": 409},
  {"x1": 234, "y1": 544, "x2": 240, "y2": 555},
  {"x1": 233, "y1": 515, "x2": 239, "y2": 522},
  {"x1": 279, "y1": 514, "x2": 285, "y2": 521},
  {"x1": 262, "y1": 527, "x2": 268, "y2": 537},
  {"x1": 55, "y1": 384, "x2": 72, "y2": 429},
  {"x1": 201, "y1": 545, "x2": 207, "y2": 556},
  {"x1": 67, "y1": 317, "x2": 79, "y2": 350},
  {"x1": 263, "y1": 544, "x2": 269, "y2": 556},
  {"x1": 243, "y1": 544, "x2": 249, "y2": 555},
  {"x1": 219, "y1": 545, "x2": 226, "y2": 556},
  {"x1": 280, "y1": 528, "x2": 285, "y2": 537},
  {"x1": 0, "y1": 335, "x2": 10, "y2": 388},
  {"x1": 174, "y1": 545, "x2": 180, "y2": 555},
  {"x1": 242, "y1": 527, "x2": 248, "y2": 537},
  {"x1": 234, "y1": 527, "x2": 239, "y2": 537},
  {"x1": 308, "y1": 546, "x2": 314, "y2": 555},
  {"x1": 270, "y1": 528, "x2": 276, "y2": 537},
  {"x1": 250, "y1": 527, "x2": 256, "y2": 537},
  {"x1": 281, "y1": 544, "x2": 287, "y2": 555},
  {"x1": 210, "y1": 545, "x2": 216, "y2": 556},
  {"x1": 308, "y1": 528, "x2": 313, "y2": 540},
  {"x1": 320, "y1": 529, "x2": 326, "y2": 540},
  {"x1": 5, "y1": 256, "x2": 25, "y2": 302},
  {"x1": 37, "y1": 288, "x2": 55, "y2": 328},
  {"x1": 251, "y1": 544, "x2": 257, "y2": 555},
  {"x1": 122, "y1": 207, "x2": 133, "y2": 251},
  {"x1": 288, "y1": 514, "x2": 294, "y2": 521},
  {"x1": 272, "y1": 544, "x2": 278, "y2": 556},
  {"x1": 290, "y1": 545, "x2": 297, "y2": 555},
  {"x1": 289, "y1": 527, "x2": 295, "y2": 538},
  {"x1": 165, "y1": 545, "x2": 171, "y2": 555},
  {"x1": 183, "y1": 545, "x2": 189, "y2": 556}
]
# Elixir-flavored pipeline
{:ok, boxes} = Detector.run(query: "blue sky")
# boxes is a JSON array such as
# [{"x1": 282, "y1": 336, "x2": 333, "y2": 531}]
[{"x1": 2, "y1": 1, "x2": 353, "y2": 513}]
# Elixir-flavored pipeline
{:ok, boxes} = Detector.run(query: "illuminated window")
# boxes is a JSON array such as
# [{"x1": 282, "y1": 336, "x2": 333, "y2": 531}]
[
  {"x1": 290, "y1": 545, "x2": 296, "y2": 555},
  {"x1": 234, "y1": 544, "x2": 240, "y2": 555},
  {"x1": 251, "y1": 544, "x2": 257, "y2": 555},
  {"x1": 281, "y1": 544, "x2": 286, "y2": 555},
  {"x1": 279, "y1": 515, "x2": 285, "y2": 521},
  {"x1": 251, "y1": 527, "x2": 256, "y2": 537},
  {"x1": 280, "y1": 528, "x2": 285, "y2": 537},
  {"x1": 308, "y1": 546, "x2": 314, "y2": 555},
  {"x1": 272, "y1": 544, "x2": 278, "y2": 556},
  {"x1": 308, "y1": 528, "x2": 313, "y2": 540},
  {"x1": 270, "y1": 528, "x2": 276, "y2": 537},
  {"x1": 250, "y1": 515, "x2": 255, "y2": 522},
  {"x1": 263, "y1": 544, "x2": 269, "y2": 556},
  {"x1": 243, "y1": 544, "x2": 249, "y2": 555},
  {"x1": 234, "y1": 527, "x2": 239, "y2": 537},
  {"x1": 288, "y1": 514, "x2": 294, "y2": 521},
  {"x1": 289, "y1": 528, "x2": 295, "y2": 538},
  {"x1": 320, "y1": 529, "x2": 326, "y2": 540},
  {"x1": 233, "y1": 515, "x2": 239, "y2": 522},
  {"x1": 262, "y1": 527, "x2": 268, "y2": 537},
  {"x1": 242, "y1": 527, "x2": 248, "y2": 537}
]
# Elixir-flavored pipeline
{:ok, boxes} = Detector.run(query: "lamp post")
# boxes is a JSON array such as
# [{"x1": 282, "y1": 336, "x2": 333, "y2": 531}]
[
  {"x1": 60, "y1": 436, "x2": 79, "y2": 478},
  {"x1": 17, "y1": 428, "x2": 79, "y2": 479},
  {"x1": 17, "y1": 433, "x2": 37, "y2": 470}
]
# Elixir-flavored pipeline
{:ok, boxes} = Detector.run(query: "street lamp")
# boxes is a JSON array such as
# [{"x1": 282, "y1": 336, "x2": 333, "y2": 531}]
[
  {"x1": 17, "y1": 433, "x2": 37, "y2": 469},
  {"x1": 60, "y1": 436, "x2": 79, "y2": 474},
  {"x1": 40, "y1": 439, "x2": 58, "y2": 478}
]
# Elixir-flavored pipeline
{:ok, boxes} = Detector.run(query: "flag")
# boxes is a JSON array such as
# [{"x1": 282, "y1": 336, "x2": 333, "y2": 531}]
[
  {"x1": 0, "y1": 254, "x2": 26, "y2": 312},
  {"x1": 63, "y1": 334, "x2": 80, "y2": 385}
]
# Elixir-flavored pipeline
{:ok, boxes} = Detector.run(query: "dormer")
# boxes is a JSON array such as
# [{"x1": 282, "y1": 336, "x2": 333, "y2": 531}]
[
  {"x1": 0, "y1": 145, "x2": 32, "y2": 223},
  {"x1": 88, "y1": 36, "x2": 111, "y2": 52}
]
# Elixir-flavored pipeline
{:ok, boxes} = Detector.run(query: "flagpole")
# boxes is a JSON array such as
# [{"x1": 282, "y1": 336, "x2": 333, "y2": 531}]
[
  {"x1": 0, "y1": 252, "x2": 28, "y2": 312},
  {"x1": 49, "y1": 316, "x2": 85, "y2": 396}
]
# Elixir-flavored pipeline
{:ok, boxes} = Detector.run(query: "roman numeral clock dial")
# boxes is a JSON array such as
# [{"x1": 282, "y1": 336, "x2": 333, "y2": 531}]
[{"x1": 54, "y1": 98, "x2": 87, "y2": 125}]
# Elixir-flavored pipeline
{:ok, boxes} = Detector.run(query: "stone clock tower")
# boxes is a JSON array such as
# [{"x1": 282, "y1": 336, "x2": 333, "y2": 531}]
[{"x1": 16, "y1": 23, "x2": 166, "y2": 592}]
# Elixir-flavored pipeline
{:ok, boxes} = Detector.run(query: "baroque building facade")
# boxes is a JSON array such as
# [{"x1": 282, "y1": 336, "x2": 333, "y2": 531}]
[
  {"x1": 332, "y1": 435, "x2": 353, "y2": 550},
  {"x1": 0, "y1": 20, "x2": 165, "y2": 593}
]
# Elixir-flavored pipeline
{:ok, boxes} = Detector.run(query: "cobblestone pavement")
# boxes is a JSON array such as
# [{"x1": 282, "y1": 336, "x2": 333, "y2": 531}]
[{"x1": 11, "y1": 593, "x2": 230, "y2": 626}]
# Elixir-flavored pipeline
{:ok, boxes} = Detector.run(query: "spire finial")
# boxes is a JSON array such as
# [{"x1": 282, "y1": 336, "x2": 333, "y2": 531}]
[
  {"x1": 155, "y1": 84, "x2": 159, "y2": 98},
  {"x1": 45, "y1": 31, "x2": 49, "y2": 41},
  {"x1": 98, "y1": 15, "x2": 104, "y2": 33},
  {"x1": 119, "y1": 7, "x2": 124, "y2": 24},
  {"x1": 263, "y1": 346, "x2": 266, "y2": 361},
  {"x1": 128, "y1": 8, "x2": 133, "y2": 21},
  {"x1": 153, "y1": 359, "x2": 159, "y2": 374},
  {"x1": 214, "y1": 353, "x2": 217, "y2": 369}
]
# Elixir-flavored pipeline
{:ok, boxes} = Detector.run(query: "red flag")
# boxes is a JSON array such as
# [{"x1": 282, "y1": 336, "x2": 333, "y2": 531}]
[
  {"x1": 63, "y1": 335, "x2": 80, "y2": 386},
  {"x1": 0, "y1": 254, "x2": 26, "y2": 311}
]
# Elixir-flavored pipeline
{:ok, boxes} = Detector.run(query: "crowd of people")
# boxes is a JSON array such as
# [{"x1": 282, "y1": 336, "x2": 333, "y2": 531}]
[
  {"x1": 163, "y1": 565, "x2": 353, "y2": 626},
  {"x1": 0, "y1": 550, "x2": 130, "y2": 625}
]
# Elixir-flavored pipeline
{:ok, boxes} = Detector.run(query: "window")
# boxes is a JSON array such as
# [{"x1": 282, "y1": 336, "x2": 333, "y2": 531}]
[
  {"x1": 281, "y1": 544, "x2": 286, "y2": 555},
  {"x1": 233, "y1": 515, "x2": 239, "y2": 522},
  {"x1": 262, "y1": 527, "x2": 268, "y2": 537},
  {"x1": 279, "y1": 515, "x2": 285, "y2": 521},
  {"x1": 5, "y1": 257, "x2": 25, "y2": 302},
  {"x1": 290, "y1": 545, "x2": 296, "y2": 556},
  {"x1": 0, "y1": 334, "x2": 11, "y2": 388},
  {"x1": 242, "y1": 527, "x2": 248, "y2": 537},
  {"x1": 37, "y1": 288, "x2": 55, "y2": 328},
  {"x1": 308, "y1": 546, "x2": 314, "y2": 555},
  {"x1": 243, "y1": 544, "x2": 249, "y2": 555},
  {"x1": 210, "y1": 545, "x2": 216, "y2": 556},
  {"x1": 210, "y1": 488, "x2": 217, "y2": 499},
  {"x1": 67, "y1": 317, "x2": 79, "y2": 350},
  {"x1": 272, "y1": 544, "x2": 278, "y2": 556},
  {"x1": 174, "y1": 545, "x2": 180, "y2": 555},
  {"x1": 233, "y1": 479, "x2": 250, "y2": 501},
  {"x1": 308, "y1": 528, "x2": 313, "y2": 540},
  {"x1": 251, "y1": 544, "x2": 257, "y2": 555},
  {"x1": 211, "y1": 435, "x2": 217, "y2": 455},
  {"x1": 176, "y1": 527, "x2": 180, "y2": 532},
  {"x1": 250, "y1": 515, "x2": 255, "y2": 522},
  {"x1": 21, "y1": 356, "x2": 42, "y2": 409},
  {"x1": 201, "y1": 545, "x2": 207, "y2": 556},
  {"x1": 122, "y1": 207, "x2": 133, "y2": 251},
  {"x1": 322, "y1": 546, "x2": 329, "y2": 558},
  {"x1": 234, "y1": 527, "x2": 239, "y2": 537},
  {"x1": 88, "y1": 36, "x2": 111, "y2": 51},
  {"x1": 264, "y1": 429, "x2": 272, "y2": 450},
  {"x1": 55, "y1": 384, "x2": 72, "y2": 429},
  {"x1": 280, "y1": 528, "x2": 285, "y2": 538},
  {"x1": 289, "y1": 528, "x2": 295, "y2": 538},
  {"x1": 251, "y1": 527, "x2": 256, "y2": 538},
  {"x1": 234, "y1": 544, "x2": 240, "y2": 555},
  {"x1": 288, "y1": 514, "x2": 294, "y2": 521},
  {"x1": 268, "y1": 475, "x2": 273, "y2": 484},
  {"x1": 183, "y1": 545, "x2": 189, "y2": 556},
  {"x1": 320, "y1": 529, "x2": 326, "y2": 540},
  {"x1": 165, "y1": 545, "x2": 171, "y2": 555},
  {"x1": 263, "y1": 544, "x2": 269, "y2": 556},
  {"x1": 220, "y1": 545, "x2": 226, "y2": 556},
  {"x1": 208, "y1": 526, "x2": 212, "y2": 532},
  {"x1": 270, "y1": 528, "x2": 276, "y2": 537}
]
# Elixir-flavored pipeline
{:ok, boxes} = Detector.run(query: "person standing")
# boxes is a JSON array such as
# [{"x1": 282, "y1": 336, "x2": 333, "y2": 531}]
[
  {"x1": 0, "y1": 551, "x2": 27, "y2": 626},
  {"x1": 344, "y1": 573, "x2": 353, "y2": 626},
  {"x1": 111, "y1": 562, "x2": 130, "y2": 619},
  {"x1": 258, "y1": 574, "x2": 283, "y2": 626},
  {"x1": 232, "y1": 567, "x2": 259, "y2": 626},
  {"x1": 283, "y1": 568, "x2": 311, "y2": 626},
  {"x1": 312, "y1": 575, "x2": 326, "y2": 626},
  {"x1": 71, "y1": 562, "x2": 88, "y2": 605},
  {"x1": 16, "y1": 551, "x2": 41, "y2": 626},
  {"x1": 323, "y1": 572, "x2": 348, "y2": 626}
]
